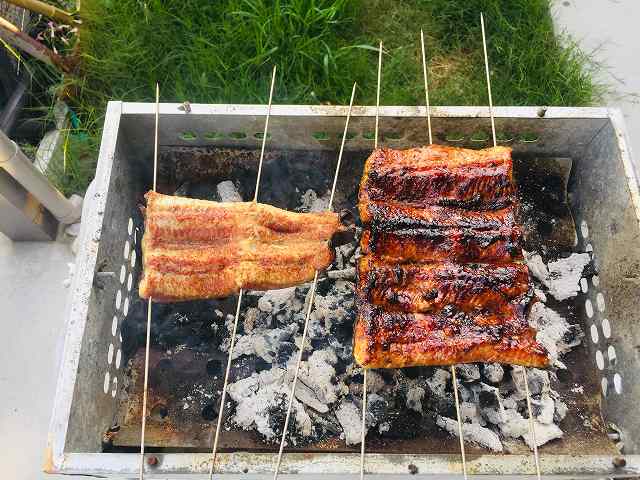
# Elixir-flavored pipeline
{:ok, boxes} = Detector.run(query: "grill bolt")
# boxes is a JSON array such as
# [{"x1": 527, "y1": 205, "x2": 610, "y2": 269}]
[
  {"x1": 613, "y1": 456, "x2": 626, "y2": 468},
  {"x1": 147, "y1": 455, "x2": 159, "y2": 467}
]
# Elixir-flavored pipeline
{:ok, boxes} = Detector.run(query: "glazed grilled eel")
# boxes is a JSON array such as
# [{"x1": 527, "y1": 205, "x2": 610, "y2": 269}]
[
  {"x1": 355, "y1": 145, "x2": 550, "y2": 368},
  {"x1": 359, "y1": 144, "x2": 515, "y2": 211},
  {"x1": 353, "y1": 301, "x2": 548, "y2": 369},
  {"x1": 357, "y1": 257, "x2": 530, "y2": 314},
  {"x1": 139, "y1": 191, "x2": 346, "y2": 301}
]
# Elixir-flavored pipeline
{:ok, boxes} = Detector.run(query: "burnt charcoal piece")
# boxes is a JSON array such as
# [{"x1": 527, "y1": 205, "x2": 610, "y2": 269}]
[{"x1": 201, "y1": 403, "x2": 219, "y2": 421}]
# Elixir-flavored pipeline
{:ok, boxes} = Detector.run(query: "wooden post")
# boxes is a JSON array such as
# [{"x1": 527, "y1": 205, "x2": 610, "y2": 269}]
[{"x1": 4, "y1": 0, "x2": 76, "y2": 25}]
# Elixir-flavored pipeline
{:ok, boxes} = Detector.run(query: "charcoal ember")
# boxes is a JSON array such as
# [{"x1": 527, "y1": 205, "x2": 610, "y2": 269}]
[
  {"x1": 424, "y1": 368, "x2": 453, "y2": 413},
  {"x1": 338, "y1": 243, "x2": 356, "y2": 264},
  {"x1": 533, "y1": 393, "x2": 555, "y2": 424},
  {"x1": 513, "y1": 367, "x2": 550, "y2": 397},
  {"x1": 460, "y1": 402, "x2": 485, "y2": 425},
  {"x1": 275, "y1": 341, "x2": 296, "y2": 364},
  {"x1": 379, "y1": 406, "x2": 426, "y2": 440},
  {"x1": 308, "y1": 408, "x2": 342, "y2": 436},
  {"x1": 327, "y1": 267, "x2": 356, "y2": 280},
  {"x1": 298, "y1": 189, "x2": 330, "y2": 213},
  {"x1": 405, "y1": 386, "x2": 426, "y2": 412},
  {"x1": 475, "y1": 383, "x2": 505, "y2": 425},
  {"x1": 328, "y1": 333, "x2": 353, "y2": 361},
  {"x1": 554, "y1": 398, "x2": 568, "y2": 422},
  {"x1": 295, "y1": 379, "x2": 330, "y2": 413},
  {"x1": 232, "y1": 324, "x2": 297, "y2": 363},
  {"x1": 482, "y1": 363, "x2": 504, "y2": 384},
  {"x1": 524, "y1": 251, "x2": 591, "y2": 301},
  {"x1": 228, "y1": 368, "x2": 312, "y2": 443},
  {"x1": 366, "y1": 393, "x2": 388, "y2": 428},
  {"x1": 242, "y1": 307, "x2": 260, "y2": 333},
  {"x1": 523, "y1": 422, "x2": 563, "y2": 448},
  {"x1": 457, "y1": 364, "x2": 480, "y2": 382},
  {"x1": 188, "y1": 180, "x2": 218, "y2": 200},
  {"x1": 257, "y1": 287, "x2": 296, "y2": 314},
  {"x1": 216, "y1": 180, "x2": 242, "y2": 202},
  {"x1": 335, "y1": 400, "x2": 365, "y2": 445},
  {"x1": 365, "y1": 370, "x2": 387, "y2": 394},
  {"x1": 426, "y1": 368, "x2": 451, "y2": 399},
  {"x1": 229, "y1": 355, "x2": 264, "y2": 383},
  {"x1": 458, "y1": 383, "x2": 474, "y2": 402},
  {"x1": 437, "y1": 416, "x2": 503, "y2": 452},
  {"x1": 293, "y1": 348, "x2": 340, "y2": 406}
]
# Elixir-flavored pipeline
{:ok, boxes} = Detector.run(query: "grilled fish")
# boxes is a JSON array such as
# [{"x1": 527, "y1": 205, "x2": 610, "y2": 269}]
[
  {"x1": 139, "y1": 191, "x2": 345, "y2": 301},
  {"x1": 360, "y1": 225, "x2": 522, "y2": 264},
  {"x1": 357, "y1": 256, "x2": 531, "y2": 314},
  {"x1": 355, "y1": 144, "x2": 549, "y2": 368},
  {"x1": 359, "y1": 145, "x2": 514, "y2": 211},
  {"x1": 353, "y1": 301, "x2": 549, "y2": 368}
]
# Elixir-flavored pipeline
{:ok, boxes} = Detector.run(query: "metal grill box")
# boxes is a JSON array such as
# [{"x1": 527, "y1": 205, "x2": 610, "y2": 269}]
[{"x1": 47, "y1": 103, "x2": 640, "y2": 477}]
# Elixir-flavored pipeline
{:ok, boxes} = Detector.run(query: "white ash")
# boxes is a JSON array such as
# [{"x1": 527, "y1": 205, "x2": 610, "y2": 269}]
[
  {"x1": 482, "y1": 363, "x2": 504, "y2": 384},
  {"x1": 227, "y1": 367, "x2": 312, "y2": 442},
  {"x1": 327, "y1": 267, "x2": 356, "y2": 280},
  {"x1": 293, "y1": 349, "x2": 340, "y2": 406},
  {"x1": 437, "y1": 416, "x2": 503, "y2": 452},
  {"x1": 406, "y1": 386, "x2": 426, "y2": 412},
  {"x1": 460, "y1": 402, "x2": 485, "y2": 425},
  {"x1": 227, "y1": 348, "x2": 339, "y2": 442},
  {"x1": 257, "y1": 287, "x2": 297, "y2": 314},
  {"x1": 524, "y1": 421, "x2": 563, "y2": 449},
  {"x1": 231, "y1": 324, "x2": 298, "y2": 362},
  {"x1": 298, "y1": 189, "x2": 330, "y2": 212},
  {"x1": 533, "y1": 393, "x2": 556, "y2": 424},
  {"x1": 216, "y1": 180, "x2": 243, "y2": 202},
  {"x1": 336, "y1": 400, "x2": 366, "y2": 445},
  {"x1": 456, "y1": 364, "x2": 480, "y2": 382},
  {"x1": 525, "y1": 251, "x2": 592, "y2": 301},
  {"x1": 426, "y1": 368, "x2": 451, "y2": 398},
  {"x1": 528, "y1": 302, "x2": 584, "y2": 368}
]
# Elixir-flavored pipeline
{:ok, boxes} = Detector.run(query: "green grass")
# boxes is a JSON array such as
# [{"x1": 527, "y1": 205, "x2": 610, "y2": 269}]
[
  {"x1": 14, "y1": 0, "x2": 601, "y2": 193},
  {"x1": 44, "y1": 133, "x2": 99, "y2": 196}
]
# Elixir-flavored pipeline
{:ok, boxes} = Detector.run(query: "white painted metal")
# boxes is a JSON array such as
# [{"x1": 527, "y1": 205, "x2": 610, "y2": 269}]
[{"x1": 0, "y1": 129, "x2": 81, "y2": 225}]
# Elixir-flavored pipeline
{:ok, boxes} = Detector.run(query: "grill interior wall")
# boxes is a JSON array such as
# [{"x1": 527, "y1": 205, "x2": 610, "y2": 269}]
[
  {"x1": 58, "y1": 107, "x2": 640, "y2": 462},
  {"x1": 65, "y1": 129, "x2": 147, "y2": 452},
  {"x1": 572, "y1": 120, "x2": 640, "y2": 454}
]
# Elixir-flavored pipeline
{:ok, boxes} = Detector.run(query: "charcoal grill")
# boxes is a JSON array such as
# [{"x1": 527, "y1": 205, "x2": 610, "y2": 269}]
[{"x1": 46, "y1": 102, "x2": 640, "y2": 477}]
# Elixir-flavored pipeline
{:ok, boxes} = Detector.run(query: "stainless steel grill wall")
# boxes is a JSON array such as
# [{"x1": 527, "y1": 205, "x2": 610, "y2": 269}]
[{"x1": 46, "y1": 103, "x2": 640, "y2": 477}]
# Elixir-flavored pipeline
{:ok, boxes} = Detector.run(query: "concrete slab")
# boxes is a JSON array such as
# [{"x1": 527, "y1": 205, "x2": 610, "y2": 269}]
[
  {"x1": 553, "y1": 0, "x2": 640, "y2": 158},
  {"x1": 0, "y1": 233, "x2": 72, "y2": 479}
]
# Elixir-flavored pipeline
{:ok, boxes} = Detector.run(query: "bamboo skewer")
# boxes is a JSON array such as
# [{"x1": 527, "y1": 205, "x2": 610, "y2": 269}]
[
  {"x1": 273, "y1": 82, "x2": 358, "y2": 480},
  {"x1": 419, "y1": 30, "x2": 468, "y2": 479},
  {"x1": 208, "y1": 65, "x2": 277, "y2": 480},
  {"x1": 480, "y1": 13, "x2": 541, "y2": 479},
  {"x1": 359, "y1": 41, "x2": 384, "y2": 479},
  {"x1": 138, "y1": 83, "x2": 160, "y2": 480},
  {"x1": 420, "y1": 29, "x2": 433, "y2": 145}
]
